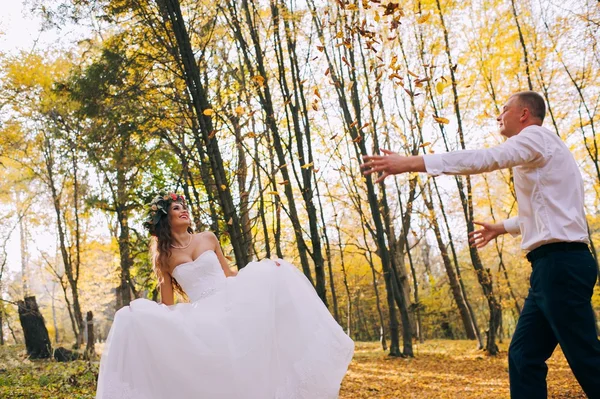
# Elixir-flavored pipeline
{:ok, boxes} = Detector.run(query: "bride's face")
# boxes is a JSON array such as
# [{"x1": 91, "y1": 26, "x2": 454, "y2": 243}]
[{"x1": 168, "y1": 202, "x2": 191, "y2": 229}]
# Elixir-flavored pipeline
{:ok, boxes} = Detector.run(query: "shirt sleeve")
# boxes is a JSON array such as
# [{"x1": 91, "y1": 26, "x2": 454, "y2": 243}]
[
  {"x1": 423, "y1": 127, "x2": 547, "y2": 176},
  {"x1": 503, "y1": 216, "x2": 521, "y2": 237}
]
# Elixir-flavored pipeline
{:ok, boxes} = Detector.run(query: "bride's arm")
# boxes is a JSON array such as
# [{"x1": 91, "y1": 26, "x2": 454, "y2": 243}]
[
  {"x1": 160, "y1": 273, "x2": 175, "y2": 306},
  {"x1": 206, "y1": 231, "x2": 238, "y2": 277}
]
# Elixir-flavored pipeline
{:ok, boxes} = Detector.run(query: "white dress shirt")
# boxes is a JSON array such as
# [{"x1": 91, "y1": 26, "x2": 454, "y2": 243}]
[{"x1": 423, "y1": 125, "x2": 589, "y2": 251}]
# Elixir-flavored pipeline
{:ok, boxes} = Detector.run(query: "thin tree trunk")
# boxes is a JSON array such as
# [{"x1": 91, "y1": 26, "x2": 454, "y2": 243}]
[
  {"x1": 510, "y1": 0, "x2": 534, "y2": 90},
  {"x1": 435, "y1": 0, "x2": 501, "y2": 354},
  {"x1": 158, "y1": 0, "x2": 250, "y2": 267}
]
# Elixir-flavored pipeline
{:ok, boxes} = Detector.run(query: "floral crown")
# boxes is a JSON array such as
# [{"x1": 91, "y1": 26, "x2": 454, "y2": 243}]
[{"x1": 143, "y1": 191, "x2": 187, "y2": 235}]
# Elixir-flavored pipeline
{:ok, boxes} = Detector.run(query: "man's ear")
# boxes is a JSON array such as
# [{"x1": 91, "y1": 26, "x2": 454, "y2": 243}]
[{"x1": 520, "y1": 108, "x2": 529, "y2": 123}]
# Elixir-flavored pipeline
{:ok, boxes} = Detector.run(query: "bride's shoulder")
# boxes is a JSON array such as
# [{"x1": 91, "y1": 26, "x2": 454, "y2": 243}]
[{"x1": 194, "y1": 231, "x2": 218, "y2": 242}]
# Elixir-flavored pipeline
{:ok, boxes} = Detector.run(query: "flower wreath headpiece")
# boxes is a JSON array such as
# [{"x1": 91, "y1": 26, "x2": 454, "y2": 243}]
[{"x1": 143, "y1": 191, "x2": 187, "y2": 235}]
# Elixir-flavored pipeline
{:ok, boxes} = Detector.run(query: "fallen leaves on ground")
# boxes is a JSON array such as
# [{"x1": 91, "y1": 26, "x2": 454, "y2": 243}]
[{"x1": 341, "y1": 341, "x2": 585, "y2": 398}]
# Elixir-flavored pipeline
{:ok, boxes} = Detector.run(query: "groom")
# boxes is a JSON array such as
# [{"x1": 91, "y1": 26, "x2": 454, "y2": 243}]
[{"x1": 362, "y1": 91, "x2": 600, "y2": 398}]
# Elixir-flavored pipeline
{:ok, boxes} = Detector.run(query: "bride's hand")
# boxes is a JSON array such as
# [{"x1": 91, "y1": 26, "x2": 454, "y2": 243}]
[{"x1": 468, "y1": 221, "x2": 506, "y2": 248}]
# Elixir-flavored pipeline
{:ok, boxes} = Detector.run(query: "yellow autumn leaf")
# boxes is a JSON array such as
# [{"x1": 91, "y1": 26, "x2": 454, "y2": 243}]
[
  {"x1": 374, "y1": 12, "x2": 380, "y2": 22},
  {"x1": 301, "y1": 162, "x2": 314, "y2": 169},
  {"x1": 266, "y1": 191, "x2": 279, "y2": 196},
  {"x1": 279, "y1": 180, "x2": 290, "y2": 185},
  {"x1": 252, "y1": 75, "x2": 265, "y2": 86},
  {"x1": 220, "y1": 184, "x2": 227, "y2": 191},
  {"x1": 433, "y1": 116, "x2": 450, "y2": 124},
  {"x1": 235, "y1": 106, "x2": 244, "y2": 115},
  {"x1": 436, "y1": 81, "x2": 445, "y2": 94},
  {"x1": 419, "y1": 141, "x2": 431, "y2": 148},
  {"x1": 417, "y1": 13, "x2": 430, "y2": 23},
  {"x1": 407, "y1": 70, "x2": 419, "y2": 78},
  {"x1": 203, "y1": 109, "x2": 214, "y2": 116}
]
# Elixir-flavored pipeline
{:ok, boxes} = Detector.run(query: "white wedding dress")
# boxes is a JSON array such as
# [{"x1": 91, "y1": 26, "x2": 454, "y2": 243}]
[{"x1": 96, "y1": 250, "x2": 354, "y2": 399}]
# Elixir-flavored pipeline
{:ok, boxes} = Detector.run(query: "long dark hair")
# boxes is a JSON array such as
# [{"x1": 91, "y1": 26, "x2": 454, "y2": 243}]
[{"x1": 147, "y1": 201, "x2": 193, "y2": 299}]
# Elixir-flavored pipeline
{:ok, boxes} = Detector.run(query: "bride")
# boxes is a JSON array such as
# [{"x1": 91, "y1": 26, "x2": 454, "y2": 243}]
[{"x1": 96, "y1": 192, "x2": 354, "y2": 399}]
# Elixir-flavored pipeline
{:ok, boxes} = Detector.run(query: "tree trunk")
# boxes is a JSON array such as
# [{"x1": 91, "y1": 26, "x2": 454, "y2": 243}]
[
  {"x1": 85, "y1": 311, "x2": 95, "y2": 359},
  {"x1": 435, "y1": 0, "x2": 501, "y2": 354},
  {"x1": 158, "y1": 0, "x2": 250, "y2": 268},
  {"x1": 17, "y1": 296, "x2": 52, "y2": 359},
  {"x1": 421, "y1": 179, "x2": 478, "y2": 339}
]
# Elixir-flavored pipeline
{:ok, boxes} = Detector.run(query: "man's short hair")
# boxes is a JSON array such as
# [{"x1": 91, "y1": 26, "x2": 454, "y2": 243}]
[{"x1": 512, "y1": 91, "x2": 546, "y2": 122}]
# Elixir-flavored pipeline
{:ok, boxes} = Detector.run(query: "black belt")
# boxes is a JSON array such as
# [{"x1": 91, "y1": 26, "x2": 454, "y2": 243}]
[{"x1": 526, "y1": 242, "x2": 589, "y2": 263}]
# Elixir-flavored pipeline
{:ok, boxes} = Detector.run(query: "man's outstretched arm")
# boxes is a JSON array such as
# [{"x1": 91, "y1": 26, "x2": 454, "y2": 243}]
[
  {"x1": 469, "y1": 217, "x2": 521, "y2": 248},
  {"x1": 362, "y1": 127, "x2": 547, "y2": 183}
]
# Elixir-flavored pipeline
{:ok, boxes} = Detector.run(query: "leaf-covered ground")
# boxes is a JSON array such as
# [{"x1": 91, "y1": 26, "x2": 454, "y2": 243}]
[
  {"x1": 341, "y1": 341, "x2": 585, "y2": 399},
  {"x1": 0, "y1": 340, "x2": 585, "y2": 398}
]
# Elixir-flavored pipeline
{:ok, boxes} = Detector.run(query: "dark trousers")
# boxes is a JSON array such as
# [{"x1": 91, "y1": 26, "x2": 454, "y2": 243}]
[{"x1": 509, "y1": 243, "x2": 600, "y2": 398}]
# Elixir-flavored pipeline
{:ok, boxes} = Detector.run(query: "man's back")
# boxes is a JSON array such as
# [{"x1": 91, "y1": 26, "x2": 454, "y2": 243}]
[{"x1": 511, "y1": 125, "x2": 588, "y2": 250}]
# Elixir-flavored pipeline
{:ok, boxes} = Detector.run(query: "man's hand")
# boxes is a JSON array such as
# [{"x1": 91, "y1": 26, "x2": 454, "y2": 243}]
[
  {"x1": 361, "y1": 149, "x2": 425, "y2": 183},
  {"x1": 468, "y1": 221, "x2": 507, "y2": 248}
]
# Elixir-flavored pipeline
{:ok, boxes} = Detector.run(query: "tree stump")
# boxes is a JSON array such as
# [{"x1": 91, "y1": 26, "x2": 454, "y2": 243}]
[
  {"x1": 85, "y1": 311, "x2": 95, "y2": 359},
  {"x1": 17, "y1": 296, "x2": 52, "y2": 359},
  {"x1": 53, "y1": 346, "x2": 79, "y2": 362}
]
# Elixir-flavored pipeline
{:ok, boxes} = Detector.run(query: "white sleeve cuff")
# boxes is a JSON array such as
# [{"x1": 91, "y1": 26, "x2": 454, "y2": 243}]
[
  {"x1": 423, "y1": 154, "x2": 444, "y2": 176},
  {"x1": 503, "y1": 217, "x2": 521, "y2": 237}
]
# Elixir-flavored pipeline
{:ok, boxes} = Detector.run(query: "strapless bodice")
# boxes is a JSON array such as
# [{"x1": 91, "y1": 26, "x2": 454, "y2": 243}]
[{"x1": 171, "y1": 250, "x2": 226, "y2": 302}]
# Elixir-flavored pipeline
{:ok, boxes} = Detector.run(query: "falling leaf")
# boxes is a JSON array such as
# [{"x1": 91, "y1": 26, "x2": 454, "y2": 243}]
[
  {"x1": 203, "y1": 109, "x2": 214, "y2": 116},
  {"x1": 227, "y1": 217, "x2": 233, "y2": 225},
  {"x1": 267, "y1": 191, "x2": 279, "y2": 196},
  {"x1": 436, "y1": 81, "x2": 445, "y2": 94},
  {"x1": 246, "y1": 132, "x2": 256, "y2": 139},
  {"x1": 301, "y1": 162, "x2": 314, "y2": 169},
  {"x1": 220, "y1": 184, "x2": 227, "y2": 191},
  {"x1": 252, "y1": 75, "x2": 265, "y2": 86},
  {"x1": 314, "y1": 88, "x2": 321, "y2": 99},
  {"x1": 417, "y1": 13, "x2": 430, "y2": 23},
  {"x1": 208, "y1": 130, "x2": 217, "y2": 139},
  {"x1": 419, "y1": 141, "x2": 431, "y2": 148},
  {"x1": 382, "y1": 2, "x2": 399, "y2": 16},
  {"x1": 353, "y1": 135, "x2": 363, "y2": 143},
  {"x1": 325, "y1": 67, "x2": 330, "y2": 76},
  {"x1": 279, "y1": 180, "x2": 290, "y2": 185},
  {"x1": 317, "y1": 45, "x2": 325, "y2": 52},
  {"x1": 235, "y1": 106, "x2": 244, "y2": 115},
  {"x1": 407, "y1": 70, "x2": 419, "y2": 78},
  {"x1": 433, "y1": 116, "x2": 450, "y2": 124},
  {"x1": 374, "y1": 11, "x2": 380, "y2": 22},
  {"x1": 346, "y1": 4, "x2": 358, "y2": 11}
]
